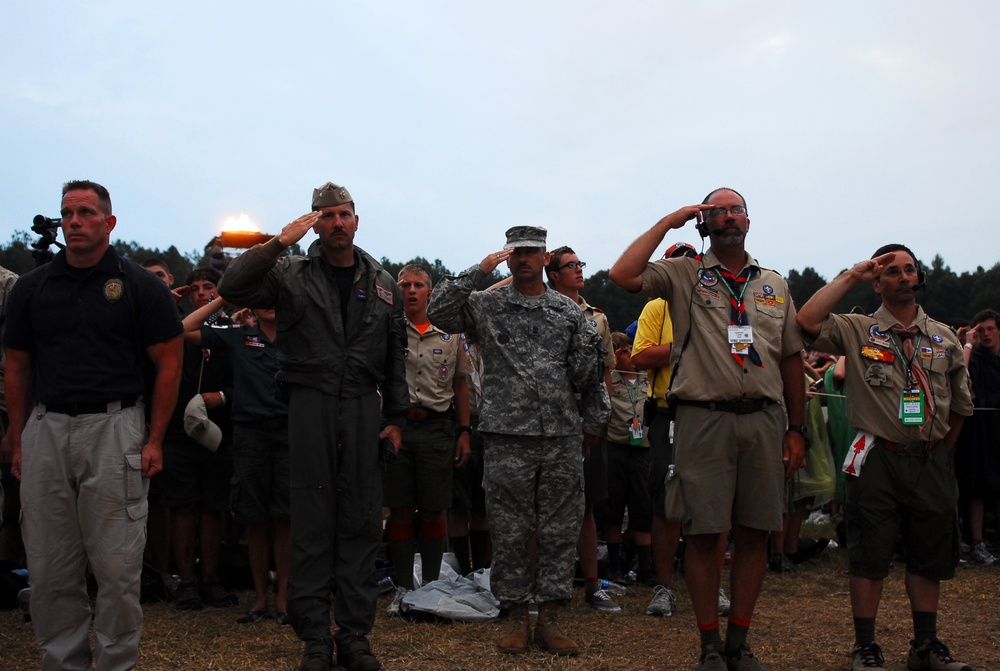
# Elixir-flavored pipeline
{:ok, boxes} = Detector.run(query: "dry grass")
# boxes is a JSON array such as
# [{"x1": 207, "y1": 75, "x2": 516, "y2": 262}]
[{"x1": 2, "y1": 541, "x2": 999, "y2": 670}]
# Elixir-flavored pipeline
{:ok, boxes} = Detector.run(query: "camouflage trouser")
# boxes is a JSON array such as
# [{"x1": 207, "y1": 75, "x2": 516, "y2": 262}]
[{"x1": 482, "y1": 433, "x2": 584, "y2": 605}]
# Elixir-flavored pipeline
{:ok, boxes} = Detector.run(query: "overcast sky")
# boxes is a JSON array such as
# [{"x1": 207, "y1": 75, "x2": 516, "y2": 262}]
[{"x1": 2, "y1": 2, "x2": 997, "y2": 282}]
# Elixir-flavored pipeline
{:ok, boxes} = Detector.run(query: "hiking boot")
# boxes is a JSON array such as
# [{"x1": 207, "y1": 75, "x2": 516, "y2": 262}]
[
  {"x1": 646, "y1": 584, "x2": 676, "y2": 616},
  {"x1": 717, "y1": 588, "x2": 731, "y2": 616},
  {"x1": 584, "y1": 588, "x2": 621, "y2": 613},
  {"x1": 906, "y1": 639, "x2": 972, "y2": 671},
  {"x1": 533, "y1": 601, "x2": 579, "y2": 656},
  {"x1": 699, "y1": 643, "x2": 728, "y2": 671},
  {"x1": 174, "y1": 578, "x2": 203, "y2": 611},
  {"x1": 200, "y1": 577, "x2": 238, "y2": 607},
  {"x1": 386, "y1": 587, "x2": 408, "y2": 616},
  {"x1": 851, "y1": 642, "x2": 886, "y2": 670},
  {"x1": 298, "y1": 651, "x2": 332, "y2": 671},
  {"x1": 970, "y1": 542, "x2": 996, "y2": 566},
  {"x1": 768, "y1": 553, "x2": 800, "y2": 573},
  {"x1": 497, "y1": 603, "x2": 531, "y2": 654},
  {"x1": 338, "y1": 648, "x2": 381, "y2": 671},
  {"x1": 726, "y1": 644, "x2": 768, "y2": 671}
]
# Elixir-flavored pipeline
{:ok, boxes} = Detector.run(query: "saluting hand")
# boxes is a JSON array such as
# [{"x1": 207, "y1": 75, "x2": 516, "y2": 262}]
[
  {"x1": 479, "y1": 248, "x2": 512, "y2": 275},
  {"x1": 847, "y1": 252, "x2": 896, "y2": 283},
  {"x1": 277, "y1": 212, "x2": 321, "y2": 248}
]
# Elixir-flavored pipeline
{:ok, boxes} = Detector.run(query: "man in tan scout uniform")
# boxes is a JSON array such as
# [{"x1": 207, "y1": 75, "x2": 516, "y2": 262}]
[
  {"x1": 610, "y1": 187, "x2": 806, "y2": 671},
  {"x1": 384, "y1": 263, "x2": 472, "y2": 612},
  {"x1": 797, "y1": 244, "x2": 974, "y2": 671}
]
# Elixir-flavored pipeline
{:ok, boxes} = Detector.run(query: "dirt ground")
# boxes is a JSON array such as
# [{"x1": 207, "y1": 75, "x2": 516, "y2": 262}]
[{"x1": 2, "y1": 540, "x2": 998, "y2": 670}]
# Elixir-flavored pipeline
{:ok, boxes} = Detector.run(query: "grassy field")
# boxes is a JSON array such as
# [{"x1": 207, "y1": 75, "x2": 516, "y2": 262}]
[{"x1": 2, "y1": 540, "x2": 998, "y2": 670}]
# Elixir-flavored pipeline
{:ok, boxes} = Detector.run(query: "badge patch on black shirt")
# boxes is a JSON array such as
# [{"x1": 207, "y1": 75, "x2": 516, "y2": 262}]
[{"x1": 104, "y1": 279, "x2": 124, "y2": 303}]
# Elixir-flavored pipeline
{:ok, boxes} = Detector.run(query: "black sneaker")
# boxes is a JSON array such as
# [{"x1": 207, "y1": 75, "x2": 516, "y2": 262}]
[
  {"x1": 299, "y1": 651, "x2": 332, "y2": 671},
  {"x1": 699, "y1": 643, "x2": 728, "y2": 671},
  {"x1": 200, "y1": 577, "x2": 238, "y2": 607},
  {"x1": 851, "y1": 642, "x2": 886, "y2": 670},
  {"x1": 174, "y1": 578, "x2": 203, "y2": 611},
  {"x1": 337, "y1": 648, "x2": 381, "y2": 671},
  {"x1": 906, "y1": 639, "x2": 972, "y2": 671}
]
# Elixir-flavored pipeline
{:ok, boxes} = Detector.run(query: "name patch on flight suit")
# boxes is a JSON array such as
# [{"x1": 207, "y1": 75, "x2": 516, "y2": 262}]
[
  {"x1": 244, "y1": 336, "x2": 265, "y2": 349},
  {"x1": 375, "y1": 284, "x2": 393, "y2": 305},
  {"x1": 104, "y1": 279, "x2": 124, "y2": 303}
]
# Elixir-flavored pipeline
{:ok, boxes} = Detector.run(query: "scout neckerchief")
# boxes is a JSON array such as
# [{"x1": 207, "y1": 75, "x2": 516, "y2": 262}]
[
  {"x1": 718, "y1": 267, "x2": 763, "y2": 368},
  {"x1": 888, "y1": 324, "x2": 935, "y2": 424}
]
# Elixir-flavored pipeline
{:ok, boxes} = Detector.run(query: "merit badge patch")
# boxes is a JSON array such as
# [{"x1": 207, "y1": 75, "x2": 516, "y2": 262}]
[
  {"x1": 868, "y1": 324, "x2": 890, "y2": 345},
  {"x1": 374, "y1": 284, "x2": 393, "y2": 305},
  {"x1": 698, "y1": 269, "x2": 719, "y2": 287},
  {"x1": 103, "y1": 278, "x2": 124, "y2": 303}
]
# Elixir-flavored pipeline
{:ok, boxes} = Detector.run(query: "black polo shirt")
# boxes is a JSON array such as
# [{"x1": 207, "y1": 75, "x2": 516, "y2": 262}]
[
  {"x1": 200, "y1": 323, "x2": 287, "y2": 422},
  {"x1": 4, "y1": 247, "x2": 182, "y2": 405}
]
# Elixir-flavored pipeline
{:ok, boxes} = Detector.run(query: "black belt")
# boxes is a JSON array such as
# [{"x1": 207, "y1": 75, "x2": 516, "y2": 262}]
[
  {"x1": 44, "y1": 397, "x2": 139, "y2": 417},
  {"x1": 406, "y1": 407, "x2": 453, "y2": 423},
  {"x1": 674, "y1": 398, "x2": 770, "y2": 415},
  {"x1": 880, "y1": 439, "x2": 929, "y2": 455},
  {"x1": 235, "y1": 416, "x2": 289, "y2": 431}
]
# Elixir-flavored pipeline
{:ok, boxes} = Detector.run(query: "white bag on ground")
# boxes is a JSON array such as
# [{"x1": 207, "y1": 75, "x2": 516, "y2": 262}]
[{"x1": 400, "y1": 568, "x2": 500, "y2": 621}]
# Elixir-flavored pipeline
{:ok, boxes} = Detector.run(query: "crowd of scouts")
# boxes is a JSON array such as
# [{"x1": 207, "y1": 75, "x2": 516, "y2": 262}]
[{"x1": 0, "y1": 179, "x2": 992, "y2": 671}]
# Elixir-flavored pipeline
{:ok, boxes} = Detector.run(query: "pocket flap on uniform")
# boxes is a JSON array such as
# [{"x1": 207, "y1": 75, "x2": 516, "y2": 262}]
[
  {"x1": 125, "y1": 453, "x2": 143, "y2": 472},
  {"x1": 127, "y1": 500, "x2": 149, "y2": 521}
]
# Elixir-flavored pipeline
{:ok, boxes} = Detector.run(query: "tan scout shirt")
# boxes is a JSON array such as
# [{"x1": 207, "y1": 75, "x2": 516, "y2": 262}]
[
  {"x1": 404, "y1": 320, "x2": 474, "y2": 413},
  {"x1": 639, "y1": 249, "x2": 804, "y2": 403},
  {"x1": 810, "y1": 305, "x2": 973, "y2": 443},
  {"x1": 578, "y1": 295, "x2": 616, "y2": 370},
  {"x1": 607, "y1": 370, "x2": 650, "y2": 446}
]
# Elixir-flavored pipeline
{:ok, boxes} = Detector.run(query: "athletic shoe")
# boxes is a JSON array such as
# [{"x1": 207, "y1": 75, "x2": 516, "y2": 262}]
[
  {"x1": 386, "y1": 587, "x2": 409, "y2": 616},
  {"x1": 646, "y1": 584, "x2": 676, "y2": 616},
  {"x1": 906, "y1": 638, "x2": 972, "y2": 671},
  {"x1": 970, "y1": 542, "x2": 996, "y2": 566},
  {"x1": 851, "y1": 642, "x2": 886, "y2": 670},
  {"x1": 584, "y1": 588, "x2": 621, "y2": 613},
  {"x1": 699, "y1": 643, "x2": 728, "y2": 671},
  {"x1": 717, "y1": 588, "x2": 731, "y2": 616}
]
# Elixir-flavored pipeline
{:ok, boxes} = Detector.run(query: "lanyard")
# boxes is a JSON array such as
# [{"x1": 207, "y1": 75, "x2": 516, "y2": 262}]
[
  {"x1": 623, "y1": 377, "x2": 640, "y2": 415},
  {"x1": 888, "y1": 332, "x2": 923, "y2": 386},
  {"x1": 718, "y1": 270, "x2": 752, "y2": 313}
]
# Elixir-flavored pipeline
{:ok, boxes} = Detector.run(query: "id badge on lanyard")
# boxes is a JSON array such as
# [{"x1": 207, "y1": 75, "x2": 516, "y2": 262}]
[
  {"x1": 629, "y1": 417, "x2": 644, "y2": 446},
  {"x1": 900, "y1": 389, "x2": 925, "y2": 425}
]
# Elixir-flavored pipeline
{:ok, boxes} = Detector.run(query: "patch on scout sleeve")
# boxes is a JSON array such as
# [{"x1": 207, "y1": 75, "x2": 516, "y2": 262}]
[
  {"x1": 860, "y1": 346, "x2": 894, "y2": 363},
  {"x1": 374, "y1": 284, "x2": 393, "y2": 305},
  {"x1": 103, "y1": 278, "x2": 124, "y2": 303},
  {"x1": 868, "y1": 324, "x2": 891, "y2": 346}
]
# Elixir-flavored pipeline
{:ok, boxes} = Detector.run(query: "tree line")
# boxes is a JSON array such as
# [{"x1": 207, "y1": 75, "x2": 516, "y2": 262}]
[{"x1": 1, "y1": 231, "x2": 995, "y2": 330}]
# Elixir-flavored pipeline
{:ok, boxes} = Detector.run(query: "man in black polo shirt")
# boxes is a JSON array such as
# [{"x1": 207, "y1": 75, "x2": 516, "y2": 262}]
[{"x1": 4, "y1": 180, "x2": 183, "y2": 671}]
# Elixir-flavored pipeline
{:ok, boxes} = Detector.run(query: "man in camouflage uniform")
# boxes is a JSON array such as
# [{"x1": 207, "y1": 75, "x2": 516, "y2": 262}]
[{"x1": 427, "y1": 226, "x2": 610, "y2": 657}]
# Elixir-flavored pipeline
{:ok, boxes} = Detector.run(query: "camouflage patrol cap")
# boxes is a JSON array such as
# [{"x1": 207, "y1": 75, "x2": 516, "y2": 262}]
[
  {"x1": 312, "y1": 182, "x2": 353, "y2": 211},
  {"x1": 503, "y1": 225, "x2": 547, "y2": 250}
]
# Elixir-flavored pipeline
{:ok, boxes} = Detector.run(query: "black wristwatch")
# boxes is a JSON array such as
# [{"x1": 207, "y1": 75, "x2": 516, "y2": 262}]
[
  {"x1": 458, "y1": 425, "x2": 472, "y2": 435},
  {"x1": 786, "y1": 424, "x2": 807, "y2": 437}
]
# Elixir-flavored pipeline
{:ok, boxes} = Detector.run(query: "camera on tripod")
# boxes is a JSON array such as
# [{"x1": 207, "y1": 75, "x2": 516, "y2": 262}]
[{"x1": 30, "y1": 214, "x2": 63, "y2": 266}]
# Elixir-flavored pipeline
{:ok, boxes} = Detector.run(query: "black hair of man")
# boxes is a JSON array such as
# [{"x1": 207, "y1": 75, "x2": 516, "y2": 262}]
[
  {"x1": 62, "y1": 180, "x2": 112, "y2": 215},
  {"x1": 185, "y1": 266, "x2": 222, "y2": 286}
]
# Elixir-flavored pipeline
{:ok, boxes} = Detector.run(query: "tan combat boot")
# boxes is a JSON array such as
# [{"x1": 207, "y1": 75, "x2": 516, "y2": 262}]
[
  {"x1": 497, "y1": 602, "x2": 531, "y2": 654},
  {"x1": 533, "y1": 601, "x2": 579, "y2": 656}
]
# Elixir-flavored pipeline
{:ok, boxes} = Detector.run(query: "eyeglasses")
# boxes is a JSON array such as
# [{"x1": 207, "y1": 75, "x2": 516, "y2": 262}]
[
  {"x1": 557, "y1": 261, "x2": 586, "y2": 271},
  {"x1": 707, "y1": 205, "x2": 747, "y2": 218}
]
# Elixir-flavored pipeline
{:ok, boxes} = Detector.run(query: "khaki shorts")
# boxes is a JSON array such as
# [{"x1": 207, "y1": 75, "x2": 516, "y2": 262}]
[{"x1": 673, "y1": 402, "x2": 786, "y2": 535}]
